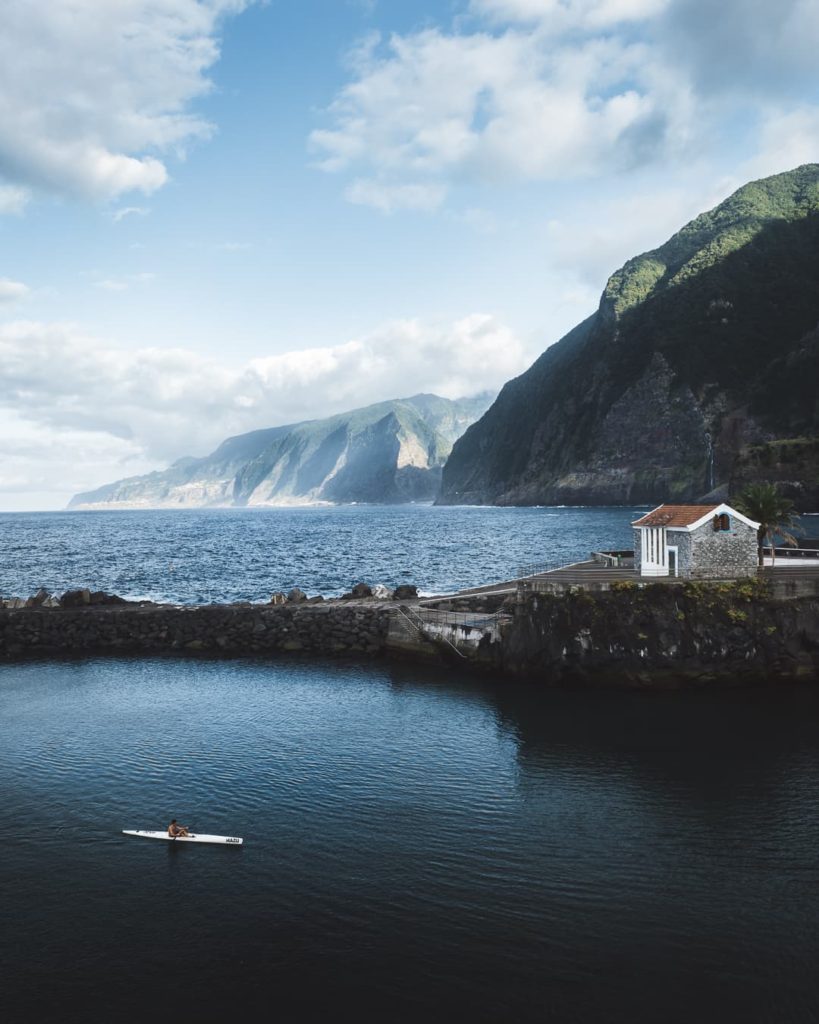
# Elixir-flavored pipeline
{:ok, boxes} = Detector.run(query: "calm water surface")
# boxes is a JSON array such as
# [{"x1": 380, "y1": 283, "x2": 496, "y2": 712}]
[{"x1": 3, "y1": 657, "x2": 819, "y2": 1022}]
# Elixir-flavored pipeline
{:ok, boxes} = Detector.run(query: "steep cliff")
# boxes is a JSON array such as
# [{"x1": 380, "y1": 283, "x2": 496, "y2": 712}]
[
  {"x1": 70, "y1": 393, "x2": 492, "y2": 509},
  {"x1": 439, "y1": 165, "x2": 819, "y2": 509}
]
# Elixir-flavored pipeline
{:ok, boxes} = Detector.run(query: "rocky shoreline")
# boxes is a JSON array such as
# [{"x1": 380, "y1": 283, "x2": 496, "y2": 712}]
[{"x1": 0, "y1": 579, "x2": 817, "y2": 689}]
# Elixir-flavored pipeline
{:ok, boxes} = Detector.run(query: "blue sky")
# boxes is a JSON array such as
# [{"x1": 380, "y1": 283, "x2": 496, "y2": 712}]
[{"x1": 1, "y1": 0, "x2": 818, "y2": 509}]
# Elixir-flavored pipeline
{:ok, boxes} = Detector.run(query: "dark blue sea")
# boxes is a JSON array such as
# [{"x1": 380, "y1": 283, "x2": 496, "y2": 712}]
[
  {"x1": 0, "y1": 504, "x2": 639, "y2": 602},
  {"x1": 3, "y1": 506, "x2": 819, "y2": 1022},
  {"x1": 3, "y1": 658, "x2": 819, "y2": 1022}
]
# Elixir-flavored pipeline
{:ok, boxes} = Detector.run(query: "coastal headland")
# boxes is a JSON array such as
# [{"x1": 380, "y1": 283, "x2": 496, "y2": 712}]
[{"x1": 1, "y1": 576, "x2": 817, "y2": 688}]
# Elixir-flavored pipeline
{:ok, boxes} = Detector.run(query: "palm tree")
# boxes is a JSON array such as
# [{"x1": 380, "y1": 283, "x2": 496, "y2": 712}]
[{"x1": 735, "y1": 482, "x2": 800, "y2": 566}]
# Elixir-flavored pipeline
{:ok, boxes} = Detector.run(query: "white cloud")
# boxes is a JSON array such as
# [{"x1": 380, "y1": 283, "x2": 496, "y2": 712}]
[
  {"x1": 345, "y1": 179, "x2": 448, "y2": 212},
  {"x1": 112, "y1": 206, "x2": 150, "y2": 222},
  {"x1": 0, "y1": 185, "x2": 29, "y2": 215},
  {"x1": 455, "y1": 207, "x2": 502, "y2": 233},
  {"x1": 312, "y1": 21, "x2": 689, "y2": 210},
  {"x1": 659, "y1": 0, "x2": 819, "y2": 99},
  {"x1": 0, "y1": 1, "x2": 250, "y2": 205},
  {"x1": 740, "y1": 108, "x2": 819, "y2": 181},
  {"x1": 0, "y1": 279, "x2": 29, "y2": 304},
  {"x1": 0, "y1": 412, "x2": 152, "y2": 503},
  {"x1": 93, "y1": 273, "x2": 156, "y2": 292},
  {"x1": 472, "y1": 0, "x2": 669, "y2": 29},
  {"x1": 543, "y1": 182, "x2": 730, "y2": 289},
  {"x1": 314, "y1": 0, "x2": 819, "y2": 212},
  {"x1": 0, "y1": 315, "x2": 528, "y2": 500}
]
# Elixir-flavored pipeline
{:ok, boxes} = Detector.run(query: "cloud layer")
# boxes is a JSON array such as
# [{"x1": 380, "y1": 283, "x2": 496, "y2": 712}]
[
  {"x1": 0, "y1": 315, "x2": 528, "y2": 500},
  {"x1": 312, "y1": 0, "x2": 819, "y2": 210},
  {"x1": 0, "y1": 279, "x2": 28, "y2": 304},
  {"x1": 0, "y1": 0, "x2": 248, "y2": 207}
]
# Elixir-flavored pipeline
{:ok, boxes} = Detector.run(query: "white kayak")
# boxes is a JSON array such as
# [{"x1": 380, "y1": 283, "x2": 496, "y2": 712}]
[{"x1": 123, "y1": 830, "x2": 243, "y2": 845}]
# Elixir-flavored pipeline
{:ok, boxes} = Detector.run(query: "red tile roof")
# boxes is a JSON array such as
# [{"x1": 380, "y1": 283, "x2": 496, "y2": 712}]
[{"x1": 632, "y1": 504, "x2": 720, "y2": 528}]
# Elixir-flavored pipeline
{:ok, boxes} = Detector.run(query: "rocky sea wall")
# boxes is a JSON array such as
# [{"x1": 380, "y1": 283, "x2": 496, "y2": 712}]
[
  {"x1": 0, "y1": 580, "x2": 817, "y2": 689},
  {"x1": 501, "y1": 581, "x2": 819, "y2": 687},
  {"x1": 0, "y1": 601, "x2": 392, "y2": 660}
]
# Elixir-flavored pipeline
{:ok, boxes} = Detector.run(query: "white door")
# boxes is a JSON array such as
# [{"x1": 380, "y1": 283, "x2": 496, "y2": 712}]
[{"x1": 640, "y1": 527, "x2": 669, "y2": 576}]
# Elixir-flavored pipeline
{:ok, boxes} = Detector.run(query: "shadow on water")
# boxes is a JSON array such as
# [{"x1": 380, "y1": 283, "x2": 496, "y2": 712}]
[{"x1": 3, "y1": 657, "x2": 819, "y2": 1023}]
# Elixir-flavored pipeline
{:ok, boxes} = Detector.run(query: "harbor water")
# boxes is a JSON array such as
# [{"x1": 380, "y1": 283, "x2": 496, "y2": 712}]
[
  {"x1": 2, "y1": 506, "x2": 819, "y2": 1021},
  {"x1": 3, "y1": 656, "x2": 819, "y2": 1022}
]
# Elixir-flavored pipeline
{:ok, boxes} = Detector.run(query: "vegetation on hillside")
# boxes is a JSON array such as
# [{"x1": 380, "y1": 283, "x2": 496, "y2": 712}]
[
  {"x1": 440, "y1": 165, "x2": 819, "y2": 509},
  {"x1": 71, "y1": 393, "x2": 494, "y2": 508}
]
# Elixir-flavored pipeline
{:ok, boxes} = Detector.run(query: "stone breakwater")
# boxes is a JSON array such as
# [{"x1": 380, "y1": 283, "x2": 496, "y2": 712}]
[
  {"x1": 0, "y1": 602, "x2": 392, "y2": 659},
  {"x1": 0, "y1": 580, "x2": 817, "y2": 689}
]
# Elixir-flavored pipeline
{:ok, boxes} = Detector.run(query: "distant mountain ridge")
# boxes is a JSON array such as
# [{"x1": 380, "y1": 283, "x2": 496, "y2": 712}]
[
  {"x1": 439, "y1": 164, "x2": 819, "y2": 510},
  {"x1": 69, "y1": 393, "x2": 494, "y2": 509}
]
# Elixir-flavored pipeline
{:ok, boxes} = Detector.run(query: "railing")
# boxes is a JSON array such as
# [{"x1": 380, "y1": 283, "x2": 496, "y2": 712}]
[
  {"x1": 519, "y1": 574, "x2": 643, "y2": 595},
  {"x1": 591, "y1": 550, "x2": 635, "y2": 568},
  {"x1": 392, "y1": 605, "x2": 510, "y2": 658},
  {"x1": 516, "y1": 558, "x2": 581, "y2": 579},
  {"x1": 416, "y1": 608, "x2": 508, "y2": 630},
  {"x1": 763, "y1": 546, "x2": 819, "y2": 560},
  {"x1": 393, "y1": 605, "x2": 467, "y2": 659}
]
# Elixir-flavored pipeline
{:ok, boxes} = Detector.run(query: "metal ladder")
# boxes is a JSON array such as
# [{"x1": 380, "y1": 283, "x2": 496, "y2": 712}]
[{"x1": 394, "y1": 605, "x2": 468, "y2": 659}]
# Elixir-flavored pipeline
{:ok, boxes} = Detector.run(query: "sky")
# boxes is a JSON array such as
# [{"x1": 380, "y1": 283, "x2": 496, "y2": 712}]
[{"x1": 1, "y1": 0, "x2": 818, "y2": 510}]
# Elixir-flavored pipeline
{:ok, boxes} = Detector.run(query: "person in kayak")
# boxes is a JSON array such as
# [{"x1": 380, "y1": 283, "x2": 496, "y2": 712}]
[{"x1": 168, "y1": 819, "x2": 190, "y2": 837}]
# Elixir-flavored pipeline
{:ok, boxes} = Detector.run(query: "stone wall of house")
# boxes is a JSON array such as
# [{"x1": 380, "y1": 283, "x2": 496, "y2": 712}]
[
  {"x1": 673, "y1": 531, "x2": 694, "y2": 576},
  {"x1": 632, "y1": 529, "x2": 642, "y2": 573},
  {"x1": 636, "y1": 518, "x2": 758, "y2": 579},
  {"x1": 688, "y1": 518, "x2": 758, "y2": 578}
]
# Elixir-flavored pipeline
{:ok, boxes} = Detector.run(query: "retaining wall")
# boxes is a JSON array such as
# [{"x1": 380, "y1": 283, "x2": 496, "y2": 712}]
[{"x1": 501, "y1": 582, "x2": 819, "y2": 687}]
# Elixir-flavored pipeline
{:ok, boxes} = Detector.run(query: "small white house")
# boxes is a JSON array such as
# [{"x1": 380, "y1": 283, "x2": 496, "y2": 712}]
[{"x1": 632, "y1": 503, "x2": 761, "y2": 579}]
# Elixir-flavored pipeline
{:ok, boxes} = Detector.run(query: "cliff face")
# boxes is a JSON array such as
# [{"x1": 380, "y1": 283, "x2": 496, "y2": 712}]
[
  {"x1": 439, "y1": 165, "x2": 819, "y2": 509},
  {"x1": 69, "y1": 393, "x2": 493, "y2": 509}
]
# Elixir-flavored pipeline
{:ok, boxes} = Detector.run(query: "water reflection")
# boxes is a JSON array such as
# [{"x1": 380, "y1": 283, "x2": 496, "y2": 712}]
[{"x1": 2, "y1": 657, "x2": 819, "y2": 1023}]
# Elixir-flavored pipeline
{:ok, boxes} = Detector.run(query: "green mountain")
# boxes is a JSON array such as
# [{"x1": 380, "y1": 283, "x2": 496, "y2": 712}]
[
  {"x1": 69, "y1": 393, "x2": 493, "y2": 509},
  {"x1": 439, "y1": 165, "x2": 819, "y2": 510}
]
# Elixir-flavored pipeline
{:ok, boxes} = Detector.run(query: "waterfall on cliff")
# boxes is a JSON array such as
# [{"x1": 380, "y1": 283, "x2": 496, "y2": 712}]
[{"x1": 704, "y1": 434, "x2": 715, "y2": 492}]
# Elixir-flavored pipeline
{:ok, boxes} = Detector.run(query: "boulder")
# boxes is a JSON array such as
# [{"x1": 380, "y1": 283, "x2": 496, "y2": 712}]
[
  {"x1": 350, "y1": 583, "x2": 373, "y2": 599},
  {"x1": 372, "y1": 584, "x2": 393, "y2": 599},
  {"x1": 270, "y1": 592, "x2": 287, "y2": 606},
  {"x1": 61, "y1": 588, "x2": 92, "y2": 608},
  {"x1": 89, "y1": 591, "x2": 127, "y2": 606},
  {"x1": 393, "y1": 584, "x2": 418, "y2": 601},
  {"x1": 26, "y1": 588, "x2": 52, "y2": 607},
  {"x1": 287, "y1": 587, "x2": 308, "y2": 603}
]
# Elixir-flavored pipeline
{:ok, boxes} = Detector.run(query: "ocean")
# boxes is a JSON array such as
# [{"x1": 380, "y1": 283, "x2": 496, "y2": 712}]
[
  {"x1": 0, "y1": 504, "x2": 639, "y2": 602},
  {"x1": 2, "y1": 505, "x2": 819, "y2": 1022},
  {"x1": 3, "y1": 657, "x2": 819, "y2": 1022}
]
